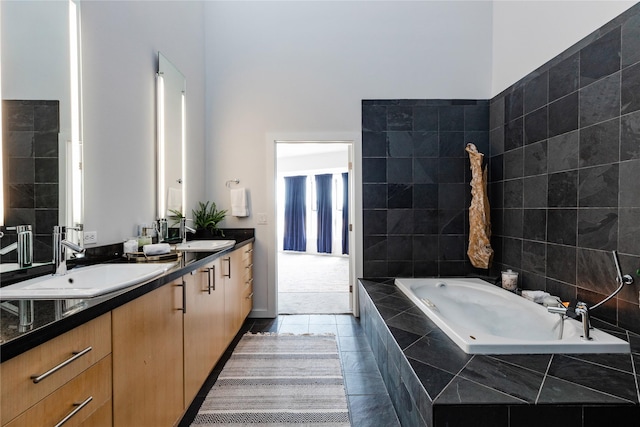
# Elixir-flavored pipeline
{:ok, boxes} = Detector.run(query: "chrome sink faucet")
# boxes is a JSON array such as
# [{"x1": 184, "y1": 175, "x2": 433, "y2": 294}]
[
  {"x1": 179, "y1": 218, "x2": 196, "y2": 244},
  {"x1": 547, "y1": 250, "x2": 635, "y2": 341},
  {"x1": 0, "y1": 225, "x2": 33, "y2": 268},
  {"x1": 53, "y1": 225, "x2": 86, "y2": 276}
]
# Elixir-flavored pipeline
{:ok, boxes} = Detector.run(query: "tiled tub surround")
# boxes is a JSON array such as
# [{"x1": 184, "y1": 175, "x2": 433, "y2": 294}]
[
  {"x1": 488, "y1": 4, "x2": 640, "y2": 338},
  {"x1": 359, "y1": 279, "x2": 640, "y2": 427},
  {"x1": 1, "y1": 100, "x2": 60, "y2": 263},
  {"x1": 362, "y1": 3, "x2": 640, "y2": 337}
]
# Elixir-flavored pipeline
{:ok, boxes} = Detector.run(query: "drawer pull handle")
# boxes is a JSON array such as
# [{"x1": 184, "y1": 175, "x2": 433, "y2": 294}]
[
  {"x1": 31, "y1": 346, "x2": 92, "y2": 384},
  {"x1": 245, "y1": 263, "x2": 253, "y2": 270},
  {"x1": 245, "y1": 248, "x2": 253, "y2": 254},
  {"x1": 246, "y1": 292, "x2": 254, "y2": 300},
  {"x1": 224, "y1": 258, "x2": 231, "y2": 278},
  {"x1": 54, "y1": 396, "x2": 93, "y2": 427},
  {"x1": 246, "y1": 278, "x2": 254, "y2": 285}
]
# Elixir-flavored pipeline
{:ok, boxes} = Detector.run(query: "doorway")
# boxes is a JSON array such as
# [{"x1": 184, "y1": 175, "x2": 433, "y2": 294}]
[{"x1": 275, "y1": 142, "x2": 353, "y2": 314}]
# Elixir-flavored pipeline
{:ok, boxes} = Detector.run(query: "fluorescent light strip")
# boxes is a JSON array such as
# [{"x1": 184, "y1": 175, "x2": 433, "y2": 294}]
[
  {"x1": 181, "y1": 91, "x2": 186, "y2": 214},
  {"x1": 157, "y1": 74, "x2": 166, "y2": 218},
  {"x1": 69, "y1": 0, "x2": 82, "y2": 225}
]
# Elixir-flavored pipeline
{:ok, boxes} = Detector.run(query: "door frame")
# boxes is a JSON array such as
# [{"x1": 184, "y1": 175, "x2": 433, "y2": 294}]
[{"x1": 265, "y1": 132, "x2": 362, "y2": 318}]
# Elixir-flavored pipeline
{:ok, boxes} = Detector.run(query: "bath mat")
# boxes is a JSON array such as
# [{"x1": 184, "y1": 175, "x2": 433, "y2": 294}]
[{"x1": 192, "y1": 333, "x2": 351, "y2": 426}]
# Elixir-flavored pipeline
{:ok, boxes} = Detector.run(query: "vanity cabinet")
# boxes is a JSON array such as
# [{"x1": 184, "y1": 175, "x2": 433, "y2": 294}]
[
  {"x1": 222, "y1": 243, "x2": 253, "y2": 346},
  {"x1": 1, "y1": 313, "x2": 112, "y2": 427},
  {"x1": 183, "y1": 258, "x2": 225, "y2": 406},
  {"x1": 241, "y1": 243, "x2": 254, "y2": 320},
  {"x1": 112, "y1": 280, "x2": 184, "y2": 427},
  {"x1": 1, "y1": 240, "x2": 255, "y2": 427}
]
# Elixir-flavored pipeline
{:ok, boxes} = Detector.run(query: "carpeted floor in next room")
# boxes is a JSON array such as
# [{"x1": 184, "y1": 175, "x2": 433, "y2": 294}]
[
  {"x1": 180, "y1": 315, "x2": 400, "y2": 427},
  {"x1": 278, "y1": 252, "x2": 351, "y2": 314}
]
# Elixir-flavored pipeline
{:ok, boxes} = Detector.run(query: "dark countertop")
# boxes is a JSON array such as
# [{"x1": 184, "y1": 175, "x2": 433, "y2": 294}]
[{"x1": 0, "y1": 232, "x2": 254, "y2": 363}]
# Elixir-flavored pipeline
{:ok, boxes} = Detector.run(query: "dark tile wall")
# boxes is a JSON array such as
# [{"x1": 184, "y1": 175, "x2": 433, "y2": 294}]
[
  {"x1": 2, "y1": 100, "x2": 59, "y2": 263},
  {"x1": 362, "y1": 99, "x2": 490, "y2": 278},
  {"x1": 361, "y1": 5, "x2": 640, "y2": 336},
  {"x1": 489, "y1": 4, "x2": 640, "y2": 335}
]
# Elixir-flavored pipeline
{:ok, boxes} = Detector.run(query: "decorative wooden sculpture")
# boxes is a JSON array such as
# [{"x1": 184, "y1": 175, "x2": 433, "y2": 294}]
[{"x1": 465, "y1": 143, "x2": 493, "y2": 269}]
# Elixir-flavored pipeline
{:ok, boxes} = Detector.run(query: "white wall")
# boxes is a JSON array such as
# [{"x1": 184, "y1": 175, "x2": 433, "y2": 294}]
[
  {"x1": 491, "y1": 0, "x2": 638, "y2": 95},
  {"x1": 81, "y1": 0, "x2": 206, "y2": 244}
]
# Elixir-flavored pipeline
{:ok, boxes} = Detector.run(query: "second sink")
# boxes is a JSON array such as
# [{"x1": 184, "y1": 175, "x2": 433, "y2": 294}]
[{"x1": 174, "y1": 240, "x2": 236, "y2": 252}]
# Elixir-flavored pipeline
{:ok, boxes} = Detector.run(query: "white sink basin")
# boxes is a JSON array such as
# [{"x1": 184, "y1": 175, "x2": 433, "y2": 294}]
[
  {"x1": 0, "y1": 262, "x2": 176, "y2": 300},
  {"x1": 174, "y1": 240, "x2": 236, "y2": 252}
]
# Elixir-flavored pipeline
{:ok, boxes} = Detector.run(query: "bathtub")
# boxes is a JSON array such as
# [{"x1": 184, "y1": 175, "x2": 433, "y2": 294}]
[{"x1": 395, "y1": 278, "x2": 630, "y2": 354}]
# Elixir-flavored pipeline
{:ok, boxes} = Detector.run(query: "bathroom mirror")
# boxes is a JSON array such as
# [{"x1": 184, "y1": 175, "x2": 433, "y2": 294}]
[
  {"x1": 156, "y1": 52, "x2": 186, "y2": 223},
  {"x1": 0, "y1": 0, "x2": 83, "y2": 269}
]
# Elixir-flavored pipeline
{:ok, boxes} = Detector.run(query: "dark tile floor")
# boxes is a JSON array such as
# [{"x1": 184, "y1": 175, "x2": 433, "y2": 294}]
[{"x1": 180, "y1": 314, "x2": 400, "y2": 426}]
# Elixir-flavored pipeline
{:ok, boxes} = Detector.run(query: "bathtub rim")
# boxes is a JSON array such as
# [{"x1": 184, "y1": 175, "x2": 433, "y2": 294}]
[{"x1": 395, "y1": 277, "x2": 631, "y2": 355}]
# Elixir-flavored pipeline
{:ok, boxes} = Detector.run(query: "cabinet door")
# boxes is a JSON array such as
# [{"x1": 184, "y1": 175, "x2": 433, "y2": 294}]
[
  {"x1": 112, "y1": 281, "x2": 184, "y2": 427},
  {"x1": 183, "y1": 258, "x2": 225, "y2": 406}
]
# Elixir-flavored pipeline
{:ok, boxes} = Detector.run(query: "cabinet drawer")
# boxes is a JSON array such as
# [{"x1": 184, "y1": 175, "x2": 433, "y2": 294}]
[
  {"x1": 242, "y1": 244, "x2": 253, "y2": 263},
  {"x1": 4, "y1": 355, "x2": 112, "y2": 427},
  {"x1": 1, "y1": 313, "x2": 112, "y2": 425}
]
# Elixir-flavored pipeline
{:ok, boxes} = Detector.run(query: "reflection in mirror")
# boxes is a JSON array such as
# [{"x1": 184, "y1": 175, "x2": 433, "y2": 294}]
[
  {"x1": 157, "y1": 52, "x2": 186, "y2": 227},
  {"x1": 0, "y1": 0, "x2": 83, "y2": 270}
]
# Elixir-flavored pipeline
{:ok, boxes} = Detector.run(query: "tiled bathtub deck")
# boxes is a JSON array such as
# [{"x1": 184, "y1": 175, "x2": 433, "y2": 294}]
[{"x1": 359, "y1": 279, "x2": 640, "y2": 427}]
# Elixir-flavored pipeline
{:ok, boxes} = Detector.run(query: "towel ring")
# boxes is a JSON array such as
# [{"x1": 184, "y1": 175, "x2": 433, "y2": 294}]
[{"x1": 226, "y1": 179, "x2": 240, "y2": 188}]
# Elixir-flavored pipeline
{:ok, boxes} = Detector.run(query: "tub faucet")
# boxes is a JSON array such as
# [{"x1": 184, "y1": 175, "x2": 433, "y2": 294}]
[
  {"x1": 53, "y1": 225, "x2": 86, "y2": 276},
  {"x1": 548, "y1": 302, "x2": 591, "y2": 340},
  {"x1": 547, "y1": 250, "x2": 636, "y2": 341},
  {"x1": 0, "y1": 225, "x2": 33, "y2": 268}
]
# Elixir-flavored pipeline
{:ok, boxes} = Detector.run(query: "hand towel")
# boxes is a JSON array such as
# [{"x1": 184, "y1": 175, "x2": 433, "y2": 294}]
[
  {"x1": 143, "y1": 243, "x2": 171, "y2": 256},
  {"x1": 230, "y1": 187, "x2": 248, "y2": 217}
]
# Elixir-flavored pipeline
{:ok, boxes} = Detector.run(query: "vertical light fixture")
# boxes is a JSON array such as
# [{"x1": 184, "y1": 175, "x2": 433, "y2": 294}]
[
  {"x1": 69, "y1": 0, "x2": 82, "y2": 226},
  {"x1": 157, "y1": 72, "x2": 166, "y2": 218},
  {"x1": 181, "y1": 90, "x2": 186, "y2": 214}
]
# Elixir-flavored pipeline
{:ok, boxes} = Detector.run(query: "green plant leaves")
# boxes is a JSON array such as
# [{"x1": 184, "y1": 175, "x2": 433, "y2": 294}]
[{"x1": 192, "y1": 201, "x2": 227, "y2": 232}]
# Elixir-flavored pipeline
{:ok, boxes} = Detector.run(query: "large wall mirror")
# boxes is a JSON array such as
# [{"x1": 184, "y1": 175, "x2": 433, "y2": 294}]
[
  {"x1": 1, "y1": 0, "x2": 83, "y2": 270},
  {"x1": 157, "y1": 52, "x2": 186, "y2": 223}
]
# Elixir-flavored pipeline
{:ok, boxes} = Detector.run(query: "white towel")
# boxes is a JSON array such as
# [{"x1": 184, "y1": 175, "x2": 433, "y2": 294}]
[
  {"x1": 143, "y1": 243, "x2": 171, "y2": 256},
  {"x1": 230, "y1": 187, "x2": 248, "y2": 217},
  {"x1": 521, "y1": 290, "x2": 550, "y2": 304}
]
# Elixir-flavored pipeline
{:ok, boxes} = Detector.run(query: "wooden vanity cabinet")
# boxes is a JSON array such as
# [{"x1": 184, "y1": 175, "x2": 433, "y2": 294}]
[
  {"x1": 183, "y1": 258, "x2": 225, "y2": 406},
  {"x1": 0, "y1": 313, "x2": 112, "y2": 427},
  {"x1": 112, "y1": 280, "x2": 184, "y2": 427},
  {"x1": 2, "y1": 241, "x2": 255, "y2": 427},
  {"x1": 241, "y1": 243, "x2": 254, "y2": 319}
]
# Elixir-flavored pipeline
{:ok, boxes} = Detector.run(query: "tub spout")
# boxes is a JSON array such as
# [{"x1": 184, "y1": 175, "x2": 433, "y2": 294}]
[{"x1": 548, "y1": 302, "x2": 591, "y2": 340}]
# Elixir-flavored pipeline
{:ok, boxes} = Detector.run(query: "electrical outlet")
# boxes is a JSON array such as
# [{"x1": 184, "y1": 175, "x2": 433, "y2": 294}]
[
  {"x1": 257, "y1": 213, "x2": 268, "y2": 225},
  {"x1": 84, "y1": 231, "x2": 98, "y2": 245}
]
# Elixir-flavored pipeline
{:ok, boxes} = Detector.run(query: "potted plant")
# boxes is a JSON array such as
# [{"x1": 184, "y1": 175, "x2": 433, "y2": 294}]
[{"x1": 192, "y1": 201, "x2": 227, "y2": 238}]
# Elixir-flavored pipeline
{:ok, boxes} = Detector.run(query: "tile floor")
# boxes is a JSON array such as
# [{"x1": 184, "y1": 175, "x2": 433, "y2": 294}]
[{"x1": 181, "y1": 314, "x2": 400, "y2": 426}]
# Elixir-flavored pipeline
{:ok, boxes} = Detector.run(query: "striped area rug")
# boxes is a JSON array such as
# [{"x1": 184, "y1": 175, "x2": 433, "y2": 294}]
[{"x1": 192, "y1": 333, "x2": 351, "y2": 426}]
